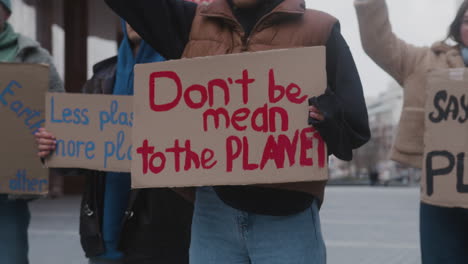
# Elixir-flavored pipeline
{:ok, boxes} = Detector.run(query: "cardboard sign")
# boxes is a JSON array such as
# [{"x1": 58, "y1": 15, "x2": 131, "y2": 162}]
[
  {"x1": 422, "y1": 69, "x2": 468, "y2": 208},
  {"x1": 132, "y1": 47, "x2": 328, "y2": 188},
  {"x1": 0, "y1": 63, "x2": 49, "y2": 195},
  {"x1": 45, "y1": 93, "x2": 132, "y2": 172}
]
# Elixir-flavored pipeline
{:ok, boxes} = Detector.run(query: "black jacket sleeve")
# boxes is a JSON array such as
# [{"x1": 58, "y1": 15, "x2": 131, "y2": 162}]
[
  {"x1": 309, "y1": 23, "x2": 371, "y2": 161},
  {"x1": 104, "y1": 0, "x2": 197, "y2": 60}
]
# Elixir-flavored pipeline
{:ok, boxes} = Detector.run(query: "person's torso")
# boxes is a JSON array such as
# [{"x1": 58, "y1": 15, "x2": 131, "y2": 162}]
[
  {"x1": 181, "y1": 0, "x2": 336, "y2": 215},
  {"x1": 391, "y1": 43, "x2": 465, "y2": 168},
  {"x1": 183, "y1": 0, "x2": 336, "y2": 58}
]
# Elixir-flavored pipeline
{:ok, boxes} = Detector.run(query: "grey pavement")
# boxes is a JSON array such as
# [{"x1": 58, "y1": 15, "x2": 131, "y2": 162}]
[
  {"x1": 321, "y1": 187, "x2": 421, "y2": 264},
  {"x1": 28, "y1": 186, "x2": 421, "y2": 264},
  {"x1": 29, "y1": 196, "x2": 86, "y2": 264}
]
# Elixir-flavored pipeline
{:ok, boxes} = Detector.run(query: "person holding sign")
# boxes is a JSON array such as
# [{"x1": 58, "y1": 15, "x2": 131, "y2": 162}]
[
  {"x1": 105, "y1": 0, "x2": 370, "y2": 263},
  {"x1": 36, "y1": 22, "x2": 193, "y2": 264},
  {"x1": 354, "y1": 0, "x2": 468, "y2": 263},
  {"x1": 0, "y1": 1, "x2": 64, "y2": 264}
]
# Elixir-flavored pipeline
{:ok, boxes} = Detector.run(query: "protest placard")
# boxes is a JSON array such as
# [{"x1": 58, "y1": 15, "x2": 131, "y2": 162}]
[
  {"x1": 422, "y1": 68, "x2": 468, "y2": 208},
  {"x1": 0, "y1": 63, "x2": 49, "y2": 195},
  {"x1": 45, "y1": 93, "x2": 132, "y2": 172},
  {"x1": 132, "y1": 47, "x2": 328, "y2": 188}
]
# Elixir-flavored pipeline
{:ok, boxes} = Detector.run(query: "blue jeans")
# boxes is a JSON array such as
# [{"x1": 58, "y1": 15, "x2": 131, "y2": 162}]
[
  {"x1": 420, "y1": 202, "x2": 468, "y2": 264},
  {"x1": 190, "y1": 187, "x2": 326, "y2": 264},
  {"x1": 0, "y1": 195, "x2": 30, "y2": 264}
]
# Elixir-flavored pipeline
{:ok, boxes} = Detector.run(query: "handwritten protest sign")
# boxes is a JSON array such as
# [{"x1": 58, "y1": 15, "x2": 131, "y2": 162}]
[
  {"x1": 0, "y1": 63, "x2": 49, "y2": 195},
  {"x1": 421, "y1": 69, "x2": 468, "y2": 208},
  {"x1": 45, "y1": 93, "x2": 132, "y2": 172},
  {"x1": 132, "y1": 47, "x2": 328, "y2": 188}
]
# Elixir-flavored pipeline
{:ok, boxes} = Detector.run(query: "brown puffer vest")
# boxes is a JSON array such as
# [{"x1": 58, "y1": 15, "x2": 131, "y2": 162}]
[{"x1": 181, "y1": 0, "x2": 337, "y2": 203}]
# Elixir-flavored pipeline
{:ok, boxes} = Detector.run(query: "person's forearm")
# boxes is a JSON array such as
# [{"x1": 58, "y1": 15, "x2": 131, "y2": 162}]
[
  {"x1": 354, "y1": 0, "x2": 428, "y2": 83},
  {"x1": 311, "y1": 24, "x2": 370, "y2": 161},
  {"x1": 355, "y1": 0, "x2": 399, "y2": 74},
  {"x1": 105, "y1": 0, "x2": 197, "y2": 59}
]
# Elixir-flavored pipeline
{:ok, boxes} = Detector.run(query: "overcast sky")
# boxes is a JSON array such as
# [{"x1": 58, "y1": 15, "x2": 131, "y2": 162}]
[{"x1": 305, "y1": 0, "x2": 460, "y2": 99}]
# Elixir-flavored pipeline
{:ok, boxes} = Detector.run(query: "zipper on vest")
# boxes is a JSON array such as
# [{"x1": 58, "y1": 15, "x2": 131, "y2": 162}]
[
  {"x1": 240, "y1": 12, "x2": 280, "y2": 51},
  {"x1": 204, "y1": 9, "x2": 298, "y2": 51},
  {"x1": 241, "y1": 34, "x2": 250, "y2": 51}
]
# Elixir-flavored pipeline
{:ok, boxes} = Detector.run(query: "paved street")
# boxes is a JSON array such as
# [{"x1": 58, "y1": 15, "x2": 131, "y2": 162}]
[
  {"x1": 321, "y1": 187, "x2": 421, "y2": 264},
  {"x1": 29, "y1": 186, "x2": 421, "y2": 264}
]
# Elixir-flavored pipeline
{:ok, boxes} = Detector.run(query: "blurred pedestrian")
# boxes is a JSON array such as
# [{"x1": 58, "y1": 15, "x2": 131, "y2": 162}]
[
  {"x1": 0, "y1": 1, "x2": 64, "y2": 263},
  {"x1": 355, "y1": 0, "x2": 468, "y2": 263},
  {"x1": 369, "y1": 169, "x2": 379, "y2": 186},
  {"x1": 36, "y1": 21, "x2": 193, "y2": 264},
  {"x1": 104, "y1": 0, "x2": 371, "y2": 263}
]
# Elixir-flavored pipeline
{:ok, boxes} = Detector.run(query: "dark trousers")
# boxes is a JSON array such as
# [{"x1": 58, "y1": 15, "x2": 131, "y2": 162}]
[
  {"x1": 420, "y1": 202, "x2": 468, "y2": 264},
  {"x1": 0, "y1": 195, "x2": 30, "y2": 264},
  {"x1": 120, "y1": 188, "x2": 193, "y2": 264}
]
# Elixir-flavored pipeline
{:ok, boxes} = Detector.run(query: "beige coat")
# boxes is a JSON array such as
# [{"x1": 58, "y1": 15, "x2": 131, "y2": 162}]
[{"x1": 355, "y1": 0, "x2": 465, "y2": 168}]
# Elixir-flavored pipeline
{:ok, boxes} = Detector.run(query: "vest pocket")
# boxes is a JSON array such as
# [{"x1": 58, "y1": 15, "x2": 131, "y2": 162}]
[{"x1": 394, "y1": 108, "x2": 425, "y2": 154}]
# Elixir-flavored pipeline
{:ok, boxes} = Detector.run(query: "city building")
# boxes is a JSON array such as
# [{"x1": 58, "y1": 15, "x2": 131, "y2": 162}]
[{"x1": 10, "y1": 0, "x2": 119, "y2": 93}]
